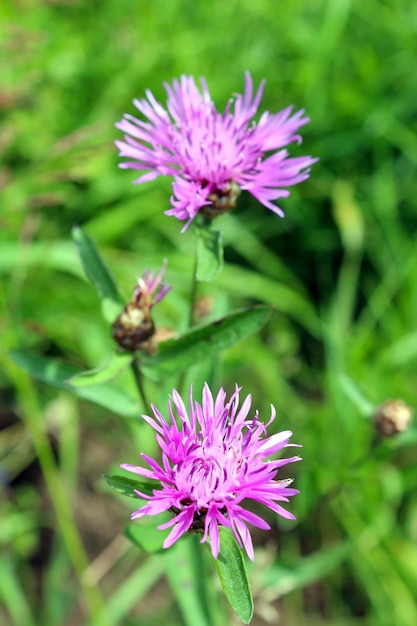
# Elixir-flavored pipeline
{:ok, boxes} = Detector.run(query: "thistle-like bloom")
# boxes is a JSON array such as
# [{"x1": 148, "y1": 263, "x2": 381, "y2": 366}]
[
  {"x1": 121, "y1": 384, "x2": 301, "y2": 560},
  {"x1": 116, "y1": 72, "x2": 318, "y2": 230}
]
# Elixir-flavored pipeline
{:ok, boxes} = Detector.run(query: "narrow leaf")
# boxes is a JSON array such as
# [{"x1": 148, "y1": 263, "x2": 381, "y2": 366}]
[
  {"x1": 68, "y1": 352, "x2": 133, "y2": 387},
  {"x1": 72, "y1": 225, "x2": 124, "y2": 322},
  {"x1": 195, "y1": 223, "x2": 223, "y2": 282},
  {"x1": 212, "y1": 527, "x2": 253, "y2": 624},
  {"x1": 141, "y1": 306, "x2": 271, "y2": 378},
  {"x1": 10, "y1": 351, "x2": 139, "y2": 418},
  {"x1": 104, "y1": 474, "x2": 156, "y2": 499}
]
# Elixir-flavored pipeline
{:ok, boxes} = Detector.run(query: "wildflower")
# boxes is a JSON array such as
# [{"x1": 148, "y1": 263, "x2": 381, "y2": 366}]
[
  {"x1": 116, "y1": 72, "x2": 317, "y2": 230},
  {"x1": 112, "y1": 261, "x2": 171, "y2": 351},
  {"x1": 121, "y1": 384, "x2": 301, "y2": 560}
]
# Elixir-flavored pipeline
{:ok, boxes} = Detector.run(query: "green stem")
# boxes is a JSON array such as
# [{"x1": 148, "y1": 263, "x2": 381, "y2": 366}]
[
  {"x1": 178, "y1": 241, "x2": 200, "y2": 395},
  {"x1": 131, "y1": 356, "x2": 151, "y2": 414},
  {"x1": 188, "y1": 245, "x2": 199, "y2": 329}
]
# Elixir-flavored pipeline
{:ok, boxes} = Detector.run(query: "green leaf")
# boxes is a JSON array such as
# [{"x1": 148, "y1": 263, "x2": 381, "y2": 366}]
[
  {"x1": 72, "y1": 225, "x2": 124, "y2": 323},
  {"x1": 195, "y1": 222, "x2": 223, "y2": 282},
  {"x1": 10, "y1": 351, "x2": 139, "y2": 418},
  {"x1": 68, "y1": 352, "x2": 133, "y2": 387},
  {"x1": 141, "y1": 306, "x2": 272, "y2": 378},
  {"x1": 212, "y1": 527, "x2": 253, "y2": 624},
  {"x1": 125, "y1": 523, "x2": 167, "y2": 554},
  {"x1": 104, "y1": 474, "x2": 156, "y2": 499}
]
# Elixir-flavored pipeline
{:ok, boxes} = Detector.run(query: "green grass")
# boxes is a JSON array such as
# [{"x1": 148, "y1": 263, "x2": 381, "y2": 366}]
[{"x1": 1, "y1": 0, "x2": 417, "y2": 624}]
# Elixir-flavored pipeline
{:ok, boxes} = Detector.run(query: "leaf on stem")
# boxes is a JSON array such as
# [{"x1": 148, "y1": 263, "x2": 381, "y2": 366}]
[
  {"x1": 211, "y1": 527, "x2": 253, "y2": 624},
  {"x1": 141, "y1": 306, "x2": 272, "y2": 378},
  {"x1": 106, "y1": 476, "x2": 170, "y2": 552},
  {"x1": 10, "y1": 351, "x2": 139, "y2": 418},
  {"x1": 104, "y1": 474, "x2": 156, "y2": 499},
  {"x1": 68, "y1": 352, "x2": 133, "y2": 387},
  {"x1": 72, "y1": 225, "x2": 124, "y2": 323}
]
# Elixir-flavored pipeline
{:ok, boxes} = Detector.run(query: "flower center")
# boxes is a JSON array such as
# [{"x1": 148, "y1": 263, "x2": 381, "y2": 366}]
[
  {"x1": 173, "y1": 426, "x2": 246, "y2": 516},
  {"x1": 184, "y1": 453, "x2": 222, "y2": 496},
  {"x1": 201, "y1": 180, "x2": 241, "y2": 217}
]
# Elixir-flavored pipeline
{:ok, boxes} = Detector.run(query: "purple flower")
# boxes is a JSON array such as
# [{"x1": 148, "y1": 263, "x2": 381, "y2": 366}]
[
  {"x1": 121, "y1": 384, "x2": 301, "y2": 560},
  {"x1": 133, "y1": 259, "x2": 171, "y2": 310},
  {"x1": 116, "y1": 72, "x2": 318, "y2": 230}
]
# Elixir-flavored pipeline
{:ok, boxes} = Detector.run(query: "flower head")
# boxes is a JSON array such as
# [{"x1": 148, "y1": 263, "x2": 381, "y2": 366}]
[
  {"x1": 116, "y1": 72, "x2": 318, "y2": 230},
  {"x1": 121, "y1": 383, "x2": 301, "y2": 560},
  {"x1": 112, "y1": 260, "x2": 171, "y2": 351}
]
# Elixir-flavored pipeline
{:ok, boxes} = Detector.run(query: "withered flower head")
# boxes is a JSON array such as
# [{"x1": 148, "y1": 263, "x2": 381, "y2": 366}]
[{"x1": 372, "y1": 399, "x2": 413, "y2": 437}]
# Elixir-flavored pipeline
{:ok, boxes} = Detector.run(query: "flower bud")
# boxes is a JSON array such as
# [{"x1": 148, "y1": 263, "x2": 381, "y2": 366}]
[
  {"x1": 372, "y1": 399, "x2": 413, "y2": 437},
  {"x1": 112, "y1": 262, "x2": 171, "y2": 352},
  {"x1": 112, "y1": 302, "x2": 155, "y2": 351}
]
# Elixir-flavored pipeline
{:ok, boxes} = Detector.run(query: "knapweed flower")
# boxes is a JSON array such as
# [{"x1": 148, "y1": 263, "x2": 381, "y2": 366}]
[
  {"x1": 121, "y1": 384, "x2": 301, "y2": 560},
  {"x1": 116, "y1": 72, "x2": 318, "y2": 230},
  {"x1": 112, "y1": 260, "x2": 171, "y2": 351}
]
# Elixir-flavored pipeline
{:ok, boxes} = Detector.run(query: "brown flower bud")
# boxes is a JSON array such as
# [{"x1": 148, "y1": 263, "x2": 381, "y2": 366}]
[
  {"x1": 112, "y1": 302, "x2": 155, "y2": 351},
  {"x1": 372, "y1": 399, "x2": 413, "y2": 437},
  {"x1": 112, "y1": 262, "x2": 171, "y2": 352}
]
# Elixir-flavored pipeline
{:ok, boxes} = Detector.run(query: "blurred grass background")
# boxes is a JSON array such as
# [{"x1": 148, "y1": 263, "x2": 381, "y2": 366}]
[{"x1": 1, "y1": 0, "x2": 417, "y2": 624}]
